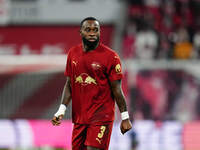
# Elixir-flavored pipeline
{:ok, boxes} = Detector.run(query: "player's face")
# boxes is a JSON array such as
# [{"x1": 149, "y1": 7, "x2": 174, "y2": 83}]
[{"x1": 80, "y1": 20, "x2": 100, "y2": 50}]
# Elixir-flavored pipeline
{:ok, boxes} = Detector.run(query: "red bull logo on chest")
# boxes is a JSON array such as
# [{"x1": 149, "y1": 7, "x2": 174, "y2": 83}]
[{"x1": 75, "y1": 73, "x2": 97, "y2": 85}]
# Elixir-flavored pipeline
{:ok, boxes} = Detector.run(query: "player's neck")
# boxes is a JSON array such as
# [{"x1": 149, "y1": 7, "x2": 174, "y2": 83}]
[{"x1": 83, "y1": 42, "x2": 99, "y2": 52}]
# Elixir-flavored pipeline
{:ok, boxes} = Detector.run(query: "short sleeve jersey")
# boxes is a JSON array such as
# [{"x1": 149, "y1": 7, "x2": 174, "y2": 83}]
[{"x1": 65, "y1": 43, "x2": 123, "y2": 124}]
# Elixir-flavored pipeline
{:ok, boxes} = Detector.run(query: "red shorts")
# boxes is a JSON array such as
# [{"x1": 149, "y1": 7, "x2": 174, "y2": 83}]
[{"x1": 72, "y1": 122, "x2": 113, "y2": 150}]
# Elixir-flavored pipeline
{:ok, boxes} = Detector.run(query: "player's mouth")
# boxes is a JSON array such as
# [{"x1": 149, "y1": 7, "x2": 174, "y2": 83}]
[{"x1": 88, "y1": 38, "x2": 97, "y2": 42}]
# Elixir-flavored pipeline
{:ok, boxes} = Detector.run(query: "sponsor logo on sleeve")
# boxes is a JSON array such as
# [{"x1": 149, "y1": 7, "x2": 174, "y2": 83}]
[{"x1": 115, "y1": 64, "x2": 122, "y2": 74}]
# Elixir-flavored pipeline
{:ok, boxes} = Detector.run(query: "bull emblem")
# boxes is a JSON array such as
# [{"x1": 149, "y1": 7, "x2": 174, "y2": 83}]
[
  {"x1": 75, "y1": 76, "x2": 83, "y2": 84},
  {"x1": 85, "y1": 76, "x2": 97, "y2": 85},
  {"x1": 75, "y1": 74, "x2": 97, "y2": 85}
]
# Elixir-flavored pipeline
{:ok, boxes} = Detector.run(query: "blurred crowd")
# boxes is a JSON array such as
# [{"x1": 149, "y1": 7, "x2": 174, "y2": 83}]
[
  {"x1": 123, "y1": 0, "x2": 200, "y2": 59},
  {"x1": 129, "y1": 70, "x2": 200, "y2": 122}
]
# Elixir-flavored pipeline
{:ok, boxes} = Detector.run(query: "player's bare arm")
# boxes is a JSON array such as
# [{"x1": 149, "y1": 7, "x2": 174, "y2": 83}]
[
  {"x1": 51, "y1": 77, "x2": 71, "y2": 126},
  {"x1": 110, "y1": 80, "x2": 132, "y2": 134}
]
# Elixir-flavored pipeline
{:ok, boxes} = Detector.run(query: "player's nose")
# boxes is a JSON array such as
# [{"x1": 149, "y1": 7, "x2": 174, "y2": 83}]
[{"x1": 88, "y1": 32, "x2": 96, "y2": 37}]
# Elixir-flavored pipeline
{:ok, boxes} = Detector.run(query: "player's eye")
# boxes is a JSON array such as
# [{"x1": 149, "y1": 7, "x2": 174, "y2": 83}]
[
  {"x1": 93, "y1": 28, "x2": 98, "y2": 32},
  {"x1": 85, "y1": 28, "x2": 90, "y2": 32}
]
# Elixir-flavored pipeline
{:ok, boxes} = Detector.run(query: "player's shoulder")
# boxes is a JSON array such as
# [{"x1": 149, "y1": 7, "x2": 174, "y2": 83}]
[
  {"x1": 99, "y1": 43, "x2": 119, "y2": 57},
  {"x1": 68, "y1": 44, "x2": 82, "y2": 53},
  {"x1": 67, "y1": 44, "x2": 82, "y2": 56}
]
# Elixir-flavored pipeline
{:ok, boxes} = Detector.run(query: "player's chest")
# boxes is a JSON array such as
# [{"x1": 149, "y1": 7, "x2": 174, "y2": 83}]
[{"x1": 70, "y1": 52, "x2": 106, "y2": 73}]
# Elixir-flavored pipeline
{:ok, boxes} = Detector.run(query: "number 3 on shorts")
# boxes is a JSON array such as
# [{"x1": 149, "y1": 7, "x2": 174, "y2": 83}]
[{"x1": 97, "y1": 126, "x2": 106, "y2": 138}]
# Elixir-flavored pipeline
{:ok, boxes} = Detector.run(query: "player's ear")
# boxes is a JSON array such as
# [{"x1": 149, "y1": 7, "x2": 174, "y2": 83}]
[{"x1": 79, "y1": 29, "x2": 82, "y2": 35}]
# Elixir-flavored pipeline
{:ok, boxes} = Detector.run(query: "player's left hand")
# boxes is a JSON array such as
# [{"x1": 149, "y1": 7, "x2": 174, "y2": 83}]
[
  {"x1": 120, "y1": 119, "x2": 132, "y2": 134},
  {"x1": 51, "y1": 115, "x2": 63, "y2": 126}
]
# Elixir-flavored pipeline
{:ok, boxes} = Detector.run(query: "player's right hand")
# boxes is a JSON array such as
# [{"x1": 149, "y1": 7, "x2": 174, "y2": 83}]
[{"x1": 51, "y1": 115, "x2": 63, "y2": 126}]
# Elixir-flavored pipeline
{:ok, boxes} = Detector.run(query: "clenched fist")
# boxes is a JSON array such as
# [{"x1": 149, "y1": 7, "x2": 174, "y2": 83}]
[
  {"x1": 120, "y1": 119, "x2": 132, "y2": 134},
  {"x1": 51, "y1": 115, "x2": 64, "y2": 126}
]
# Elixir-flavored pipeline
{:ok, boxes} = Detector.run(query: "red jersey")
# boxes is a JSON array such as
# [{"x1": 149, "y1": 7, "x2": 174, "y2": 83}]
[{"x1": 64, "y1": 43, "x2": 123, "y2": 124}]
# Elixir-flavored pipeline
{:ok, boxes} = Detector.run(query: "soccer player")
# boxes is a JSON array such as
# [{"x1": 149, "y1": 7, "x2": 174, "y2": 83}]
[{"x1": 51, "y1": 17, "x2": 132, "y2": 150}]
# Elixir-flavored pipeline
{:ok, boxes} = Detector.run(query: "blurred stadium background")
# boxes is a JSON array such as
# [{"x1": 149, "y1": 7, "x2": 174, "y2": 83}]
[{"x1": 0, "y1": 0, "x2": 200, "y2": 150}]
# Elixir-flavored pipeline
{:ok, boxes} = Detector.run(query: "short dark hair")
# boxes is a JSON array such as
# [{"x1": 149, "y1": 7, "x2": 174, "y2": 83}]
[{"x1": 80, "y1": 17, "x2": 99, "y2": 28}]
